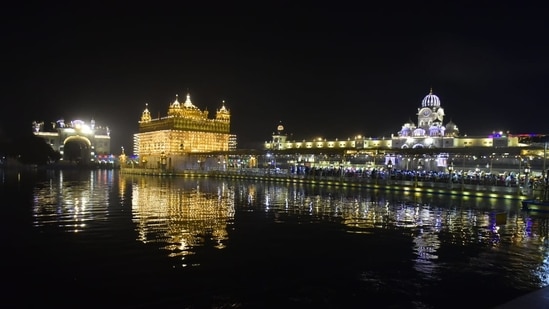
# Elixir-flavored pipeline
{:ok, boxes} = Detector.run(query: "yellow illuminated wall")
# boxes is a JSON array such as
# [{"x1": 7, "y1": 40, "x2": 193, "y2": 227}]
[{"x1": 134, "y1": 93, "x2": 231, "y2": 163}]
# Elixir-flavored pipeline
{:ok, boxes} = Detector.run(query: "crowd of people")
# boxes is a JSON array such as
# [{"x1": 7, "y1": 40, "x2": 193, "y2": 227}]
[{"x1": 287, "y1": 165, "x2": 548, "y2": 188}]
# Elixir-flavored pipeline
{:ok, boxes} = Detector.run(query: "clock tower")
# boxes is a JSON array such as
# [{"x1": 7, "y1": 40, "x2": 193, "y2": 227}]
[
  {"x1": 418, "y1": 107, "x2": 435, "y2": 128},
  {"x1": 394, "y1": 88, "x2": 457, "y2": 149},
  {"x1": 417, "y1": 88, "x2": 444, "y2": 132}
]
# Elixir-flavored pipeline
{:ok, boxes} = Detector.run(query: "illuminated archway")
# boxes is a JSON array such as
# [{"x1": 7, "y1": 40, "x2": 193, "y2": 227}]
[{"x1": 63, "y1": 136, "x2": 92, "y2": 163}]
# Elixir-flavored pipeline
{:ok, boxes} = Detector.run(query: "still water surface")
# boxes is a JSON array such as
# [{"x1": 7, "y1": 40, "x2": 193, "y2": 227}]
[{"x1": 3, "y1": 169, "x2": 549, "y2": 308}]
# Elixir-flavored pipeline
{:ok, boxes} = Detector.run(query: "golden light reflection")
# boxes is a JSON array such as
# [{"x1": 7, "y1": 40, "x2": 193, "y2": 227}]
[
  {"x1": 125, "y1": 176, "x2": 235, "y2": 266},
  {"x1": 32, "y1": 170, "x2": 113, "y2": 233},
  {"x1": 30, "y1": 171, "x2": 549, "y2": 285}
]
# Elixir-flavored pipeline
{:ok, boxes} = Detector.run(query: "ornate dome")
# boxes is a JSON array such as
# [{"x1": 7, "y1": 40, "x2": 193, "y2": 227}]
[
  {"x1": 445, "y1": 120, "x2": 457, "y2": 130},
  {"x1": 171, "y1": 94, "x2": 181, "y2": 108},
  {"x1": 421, "y1": 88, "x2": 441, "y2": 108},
  {"x1": 445, "y1": 120, "x2": 459, "y2": 136},
  {"x1": 183, "y1": 93, "x2": 197, "y2": 109},
  {"x1": 405, "y1": 118, "x2": 415, "y2": 126},
  {"x1": 429, "y1": 124, "x2": 445, "y2": 137},
  {"x1": 399, "y1": 127, "x2": 411, "y2": 137},
  {"x1": 140, "y1": 103, "x2": 151, "y2": 123}
]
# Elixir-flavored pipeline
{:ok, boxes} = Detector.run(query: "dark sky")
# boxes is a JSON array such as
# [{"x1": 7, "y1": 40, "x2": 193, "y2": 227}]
[{"x1": 2, "y1": 2, "x2": 548, "y2": 153}]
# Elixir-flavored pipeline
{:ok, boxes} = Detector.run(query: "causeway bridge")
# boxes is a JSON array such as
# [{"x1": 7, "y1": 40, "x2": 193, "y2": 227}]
[{"x1": 120, "y1": 167, "x2": 531, "y2": 201}]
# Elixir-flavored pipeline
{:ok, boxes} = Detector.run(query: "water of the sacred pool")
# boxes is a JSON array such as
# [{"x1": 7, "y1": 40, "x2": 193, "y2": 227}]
[{"x1": 2, "y1": 169, "x2": 546, "y2": 308}]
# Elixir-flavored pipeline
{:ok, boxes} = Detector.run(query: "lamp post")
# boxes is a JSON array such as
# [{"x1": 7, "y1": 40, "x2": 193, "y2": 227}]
[
  {"x1": 461, "y1": 156, "x2": 466, "y2": 190},
  {"x1": 543, "y1": 142, "x2": 547, "y2": 186},
  {"x1": 387, "y1": 159, "x2": 393, "y2": 183},
  {"x1": 265, "y1": 153, "x2": 271, "y2": 174},
  {"x1": 415, "y1": 160, "x2": 423, "y2": 187},
  {"x1": 524, "y1": 162, "x2": 531, "y2": 195},
  {"x1": 448, "y1": 161, "x2": 454, "y2": 186},
  {"x1": 517, "y1": 157, "x2": 522, "y2": 194}
]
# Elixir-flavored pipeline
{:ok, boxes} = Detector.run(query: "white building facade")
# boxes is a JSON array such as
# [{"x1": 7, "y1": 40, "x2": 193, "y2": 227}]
[{"x1": 265, "y1": 89, "x2": 522, "y2": 151}]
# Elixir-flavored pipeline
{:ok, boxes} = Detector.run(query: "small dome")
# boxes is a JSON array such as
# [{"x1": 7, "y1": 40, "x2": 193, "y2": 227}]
[
  {"x1": 421, "y1": 88, "x2": 441, "y2": 108},
  {"x1": 405, "y1": 118, "x2": 415, "y2": 127},
  {"x1": 219, "y1": 100, "x2": 228, "y2": 112},
  {"x1": 445, "y1": 120, "x2": 459, "y2": 136},
  {"x1": 171, "y1": 94, "x2": 181, "y2": 108},
  {"x1": 429, "y1": 124, "x2": 445, "y2": 137},
  {"x1": 445, "y1": 120, "x2": 457, "y2": 130},
  {"x1": 400, "y1": 126, "x2": 411, "y2": 132},
  {"x1": 413, "y1": 128, "x2": 426, "y2": 137},
  {"x1": 183, "y1": 93, "x2": 197, "y2": 109}
]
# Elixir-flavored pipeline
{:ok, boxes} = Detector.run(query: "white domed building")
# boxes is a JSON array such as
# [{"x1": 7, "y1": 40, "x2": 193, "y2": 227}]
[
  {"x1": 392, "y1": 89, "x2": 459, "y2": 149},
  {"x1": 265, "y1": 88, "x2": 524, "y2": 153}
]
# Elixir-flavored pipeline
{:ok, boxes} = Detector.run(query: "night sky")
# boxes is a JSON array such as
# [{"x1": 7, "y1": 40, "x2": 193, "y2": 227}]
[{"x1": 2, "y1": 3, "x2": 548, "y2": 154}]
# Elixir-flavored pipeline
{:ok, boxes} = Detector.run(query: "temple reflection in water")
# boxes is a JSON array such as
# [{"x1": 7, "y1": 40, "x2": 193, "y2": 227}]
[
  {"x1": 26, "y1": 169, "x2": 549, "y2": 288},
  {"x1": 118, "y1": 174, "x2": 548, "y2": 282},
  {"x1": 127, "y1": 176, "x2": 236, "y2": 261}
]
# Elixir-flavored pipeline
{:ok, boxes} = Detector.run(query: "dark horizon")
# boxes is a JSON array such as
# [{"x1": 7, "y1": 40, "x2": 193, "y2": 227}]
[{"x1": 2, "y1": 3, "x2": 548, "y2": 154}]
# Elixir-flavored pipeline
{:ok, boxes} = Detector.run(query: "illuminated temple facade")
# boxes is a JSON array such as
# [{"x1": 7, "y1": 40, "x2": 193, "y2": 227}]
[
  {"x1": 33, "y1": 119, "x2": 111, "y2": 163},
  {"x1": 265, "y1": 89, "x2": 523, "y2": 151},
  {"x1": 133, "y1": 93, "x2": 231, "y2": 170}
]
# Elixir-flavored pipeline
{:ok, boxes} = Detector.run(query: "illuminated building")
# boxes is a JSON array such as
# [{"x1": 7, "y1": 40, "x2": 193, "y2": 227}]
[
  {"x1": 228, "y1": 134, "x2": 238, "y2": 151},
  {"x1": 265, "y1": 88, "x2": 525, "y2": 151},
  {"x1": 32, "y1": 119, "x2": 111, "y2": 163},
  {"x1": 261, "y1": 89, "x2": 549, "y2": 173},
  {"x1": 133, "y1": 93, "x2": 231, "y2": 170}
]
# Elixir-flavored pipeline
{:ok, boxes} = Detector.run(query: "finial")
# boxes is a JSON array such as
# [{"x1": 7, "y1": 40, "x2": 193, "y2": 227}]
[{"x1": 429, "y1": 87, "x2": 433, "y2": 94}]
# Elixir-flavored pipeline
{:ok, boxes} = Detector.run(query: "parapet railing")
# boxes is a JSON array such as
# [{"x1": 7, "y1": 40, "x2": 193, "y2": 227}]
[{"x1": 120, "y1": 166, "x2": 535, "y2": 199}]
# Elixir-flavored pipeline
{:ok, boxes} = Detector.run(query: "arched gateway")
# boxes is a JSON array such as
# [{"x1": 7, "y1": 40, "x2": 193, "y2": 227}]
[
  {"x1": 33, "y1": 119, "x2": 111, "y2": 164},
  {"x1": 63, "y1": 135, "x2": 93, "y2": 163}
]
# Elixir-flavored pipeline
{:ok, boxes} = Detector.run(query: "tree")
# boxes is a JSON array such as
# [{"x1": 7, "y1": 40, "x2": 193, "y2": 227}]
[{"x1": 3, "y1": 131, "x2": 61, "y2": 165}]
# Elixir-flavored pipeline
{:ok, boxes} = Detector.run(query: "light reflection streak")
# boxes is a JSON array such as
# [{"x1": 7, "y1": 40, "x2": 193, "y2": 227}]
[
  {"x1": 32, "y1": 170, "x2": 113, "y2": 232},
  {"x1": 29, "y1": 172, "x2": 549, "y2": 286},
  {"x1": 126, "y1": 176, "x2": 235, "y2": 267},
  {"x1": 247, "y1": 182, "x2": 549, "y2": 285}
]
